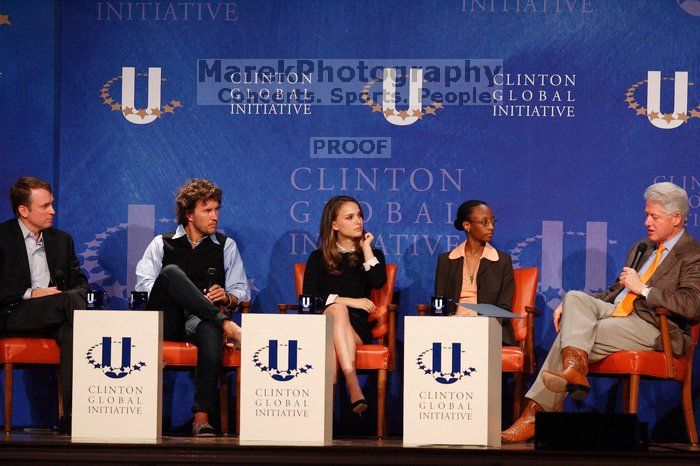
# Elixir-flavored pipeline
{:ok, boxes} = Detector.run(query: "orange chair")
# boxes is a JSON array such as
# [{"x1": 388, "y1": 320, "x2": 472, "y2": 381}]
[
  {"x1": 162, "y1": 302, "x2": 249, "y2": 435},
  {"x1": 277, "y1": 263, "x2": 398, "y2": 438},
  {"x1": 588, "y1": 308, "x2": 700, "y2": 444},
  {"x1": 416, "y1": 267, "x2": 540, "y2": 421},
  {"x1": 0, "y1": 337, "x2": 63, "y2": 432}
]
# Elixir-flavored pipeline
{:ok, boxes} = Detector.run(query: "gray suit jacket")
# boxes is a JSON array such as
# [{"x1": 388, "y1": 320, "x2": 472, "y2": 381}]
[{"x1": 590, "y1": 231, "x2": 700, "y2": 356}]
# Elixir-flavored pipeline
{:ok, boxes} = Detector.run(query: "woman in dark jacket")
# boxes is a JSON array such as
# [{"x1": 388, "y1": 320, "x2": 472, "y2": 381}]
[{"x1": 434, "y1": 199, "x2": 516, "y2": 345}]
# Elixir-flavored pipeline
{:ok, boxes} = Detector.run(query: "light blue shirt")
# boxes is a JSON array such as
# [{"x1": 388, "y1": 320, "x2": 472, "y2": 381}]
[
  {"x1": 614, "y1": 229, "x2": 685, "y2": 305},
  {"x1": 135, "y1": 224, "x2": 250, "y2": 305},
  {"x1": 18, "y1": 219, "x2": 51, "y2": 300}
]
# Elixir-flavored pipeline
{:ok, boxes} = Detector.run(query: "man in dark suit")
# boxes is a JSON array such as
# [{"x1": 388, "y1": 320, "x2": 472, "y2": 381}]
[
  {"x1": 0, "y1": 177, "x2": 89, "y2": 434},
  {"x1": 502, "y1": 181, "x2": 700, "y2": 443}
]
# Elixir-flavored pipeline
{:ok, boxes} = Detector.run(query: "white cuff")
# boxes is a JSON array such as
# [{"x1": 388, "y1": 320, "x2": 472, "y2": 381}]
[
  {"x1": 23, "y1": 288, "x2": 33, "y2": 300},
  {"x1": 363, "y1": 257, "x2": 379, "y2": 271},
  {"x1": 325, "y1": 294, "x2": 338, "y2": 306},
  {"x1": 641, "y1": 286, "x2": 651, "y2": 298}
]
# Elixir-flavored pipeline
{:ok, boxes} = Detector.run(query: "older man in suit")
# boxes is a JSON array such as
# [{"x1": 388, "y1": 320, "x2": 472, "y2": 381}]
[
  {"x1": 0, "y1": 177, "x2": 89, "y2": 434},
  {"x1": 502, "y1": 181, "x2": 700, "y2": 443}
]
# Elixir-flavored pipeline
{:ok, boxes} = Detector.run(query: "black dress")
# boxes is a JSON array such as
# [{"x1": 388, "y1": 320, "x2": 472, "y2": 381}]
[{"x1": 303, "y1": 248, "x2": 387, "y2": 344}]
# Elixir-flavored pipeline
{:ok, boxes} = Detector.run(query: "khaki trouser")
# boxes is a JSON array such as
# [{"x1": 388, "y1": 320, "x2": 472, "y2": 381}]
[{"x1": 525, "y1": 290, "x2": 660, "y2": 412}]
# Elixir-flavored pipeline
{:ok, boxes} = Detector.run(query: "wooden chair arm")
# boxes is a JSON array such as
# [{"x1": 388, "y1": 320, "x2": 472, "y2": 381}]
[
  {"x1": 276, "y1": 304, "x2": 299, "y2": 314},
  {"x1": 388, "y1": 305, "x2": 397, "y2": 371},
  {"x1": 416, "y1": 304, "x2": 430, "y2": 317},
  {"x1": 655, "y1": 310, "x2": 676, "y2": 378},
  {"x1": 654, "y1": 307, "x2": 700, "y2": 324},
  {"x1": 525, "y1": 309, "x2": 536, "y2": 373}
]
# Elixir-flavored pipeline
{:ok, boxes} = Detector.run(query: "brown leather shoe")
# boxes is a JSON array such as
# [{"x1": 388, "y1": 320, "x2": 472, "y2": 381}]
[
  {"x1": 502, "y1": 400, "x2": 543, "y2": 443},
  {"x1": 541, "y1": 346, "x2": 590, "y2": 400}
]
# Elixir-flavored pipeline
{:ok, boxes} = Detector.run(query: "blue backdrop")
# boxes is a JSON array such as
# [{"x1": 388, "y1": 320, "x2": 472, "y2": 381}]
[{"x1": 1, "y1": 0, "x2": 699, "y2": 438}]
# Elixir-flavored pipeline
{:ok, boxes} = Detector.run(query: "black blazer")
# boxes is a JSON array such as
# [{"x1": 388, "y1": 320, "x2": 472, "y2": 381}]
[
  {"x1": 0, "y1": 219, "x2": 89, "y2": 330},
  {"x1": 434, "y1": 248, "x2": 516, "y2": 346}
]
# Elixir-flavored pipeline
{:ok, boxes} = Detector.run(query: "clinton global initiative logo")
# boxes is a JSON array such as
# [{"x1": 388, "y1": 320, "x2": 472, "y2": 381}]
[
  {"x1": 78, "y1": 216, "x2": 177, "y2": 302},
  {"x1": 0, "y1": 13, "x2": 11, "y2": 26},
  {"x1": 253, "y1": 340, "x2": 313, "y2": 382},
  {"x1": 359, "y1": 68, "x2": 444, "y2": 126},
  {"x1": 510, "y1": 221, "x2": 619, "y2": 313},
  {"x1": 100, "y1": 67, "x2": 183, "y2": 125},
  {"x1": 86, "y1": 337, "x2": 146, "y2": 379},
  {"x1": 417, "y1": 343, "x2": 476, "y2": 385},
  {"x1": 197, "y1": 59, "x2": 501, "y2": 123},
  {"x1": 678, "y1": 0, "x2": 700, "y2": 16},
  {"x1": 626, "y1": 71, "x2": 700, "y2": 130}
]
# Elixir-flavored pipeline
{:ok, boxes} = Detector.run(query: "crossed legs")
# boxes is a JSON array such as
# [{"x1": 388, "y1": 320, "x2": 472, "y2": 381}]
[
  {"x1": 503, "y1": 290, "x2": 660, "y2": 443},
  {"x1": 148, "y1": 264, "x2": 239, "y2": 435},
  {"x1": 324, "y1": 303, "x2": 365, "y2": 405}
]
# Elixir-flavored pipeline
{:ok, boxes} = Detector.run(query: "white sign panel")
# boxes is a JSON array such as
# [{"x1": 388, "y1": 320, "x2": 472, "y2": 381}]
[
  {"x1": 72, "y1": 310, "x2": 163, "y2": 442},
  {"x1": 240, "y1": 314, "x2": 333, "y2": 444},
  {"x1": 403, "y1": 316, "x2": 501, "y2": 446}
]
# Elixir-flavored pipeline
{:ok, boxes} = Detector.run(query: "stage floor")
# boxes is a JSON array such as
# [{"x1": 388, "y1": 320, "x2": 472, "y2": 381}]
[{"x1": 0, "y1": 433, "x2": 698, "y2": 465}]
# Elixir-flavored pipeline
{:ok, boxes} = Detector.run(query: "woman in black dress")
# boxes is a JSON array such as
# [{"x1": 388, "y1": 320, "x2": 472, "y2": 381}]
[{"x1": 303, "y1": 196, "x2": 387, "y2": 415}]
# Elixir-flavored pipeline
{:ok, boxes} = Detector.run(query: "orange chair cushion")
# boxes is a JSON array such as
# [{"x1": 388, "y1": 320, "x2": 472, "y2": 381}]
[
  {"x1": 501, "y1": 345, "x2": 525, "y2": 372},
  {"x1": 162, "y1": 341, "x2": 240, "y2": 368},
  {"x1": 589, "y1": 350, "x2": 687, "y2": 381},
  {"x1": 0, "y1": 338, "x2": 60, "y2": 365},
  {"x1": 356, "y1": 344, "x2": 389, "y2": 370}
]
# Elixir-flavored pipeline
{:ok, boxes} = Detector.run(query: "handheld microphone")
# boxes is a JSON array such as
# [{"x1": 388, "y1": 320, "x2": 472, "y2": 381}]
[
  {"x1": 206, "y1": 267, "x2": 217, "y2": 293},
  {"x1": 630, "y1": 243, "x2": 648, "y2": 271}
]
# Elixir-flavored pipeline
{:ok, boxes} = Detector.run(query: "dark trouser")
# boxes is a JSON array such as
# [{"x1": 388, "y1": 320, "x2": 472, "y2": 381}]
[
  {"x1": 147, "y1": 264, "x2": 224, "y2": 415},
  {"x1": 2, "y1": 291, "x2": 86, "y2": 416}
]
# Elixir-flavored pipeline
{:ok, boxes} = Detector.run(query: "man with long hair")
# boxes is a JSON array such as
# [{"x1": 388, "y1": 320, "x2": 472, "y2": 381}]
[{"x1": 136, "y1": 179, "x2": 249, "y2": 436}]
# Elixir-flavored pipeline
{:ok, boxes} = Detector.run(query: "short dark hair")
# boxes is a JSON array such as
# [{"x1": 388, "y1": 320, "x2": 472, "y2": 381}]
[
  {"x1": 10, "y1": 177, "x2": 52, "y2": 217},
  {"x1": 175, "y1": 179, "x2": 222, "y2": 226},
  {"x1": 453, "y1": 199, "x2": 488, "y2": 231}
]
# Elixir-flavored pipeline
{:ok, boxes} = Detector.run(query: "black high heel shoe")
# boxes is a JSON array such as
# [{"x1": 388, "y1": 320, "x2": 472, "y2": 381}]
[{"x1": 351, "y1": 399, "x2": 368, "y2": 416}]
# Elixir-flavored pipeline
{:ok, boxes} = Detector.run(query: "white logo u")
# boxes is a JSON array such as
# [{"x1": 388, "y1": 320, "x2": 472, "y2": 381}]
[
  {"x1": 121, "y1": 67, "x2": 162, "y2": 125},
  {"x1": 646, "y1": 71, "x2": 688, "y2": 130},
  {"x1": 382, "y1": 68, "x2": 424, "y2": 126}
]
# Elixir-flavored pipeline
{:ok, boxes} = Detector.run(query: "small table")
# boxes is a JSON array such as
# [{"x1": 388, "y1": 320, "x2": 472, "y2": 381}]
[
  {"x1": 72, "y1": 310, "x2": 163, "y2": 442},
  {"x1": 239, "y1": 314, "x2": 334, "y2": 443},
  {"x1": 403, "y1": 316, "x2": 501, "y2": 446}
]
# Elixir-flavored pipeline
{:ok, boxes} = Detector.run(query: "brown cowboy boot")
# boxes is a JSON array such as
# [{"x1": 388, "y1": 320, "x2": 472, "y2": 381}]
[
  {"x1": 501, "y1": 399, "x2": 543, "y2": 443},
  {"x1": 540, "y1": 346, "x2": 590, "y2": 400}
]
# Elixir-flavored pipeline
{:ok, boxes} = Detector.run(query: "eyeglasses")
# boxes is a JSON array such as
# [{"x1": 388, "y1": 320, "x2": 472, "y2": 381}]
[{"x1": 468, "y1": 219, "x2": 497, "y2": 227}]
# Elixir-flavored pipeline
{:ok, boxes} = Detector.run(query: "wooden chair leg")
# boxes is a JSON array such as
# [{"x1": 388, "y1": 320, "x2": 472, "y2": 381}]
[
  {"x1": 621, "y1": 378, "x2": 630, "y2": 413},
  {"x1": 377, "y1": 369, "x2": 387, "y2": 439},
  {"x1": 235, "y1": 369, "x2": 241, "y2": 435},
  {"x1": 682, "y1": 371, "x2": 698, "y2": 444},
  {"x1": 57, "y1": 371, "x2": 64, "y2": 420},
  {"x1": 219, "y1": 373, "x2": 229, "y2": 435},
  {"x1": 4, "y1": 363, "x2": 12, "y2": 433},
  {"x1": 512, "y1": 372, "x2": 523, "y2": 422},
  {"x1": 627, "y1": 374, "x2": 639, "y2": 414}
]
